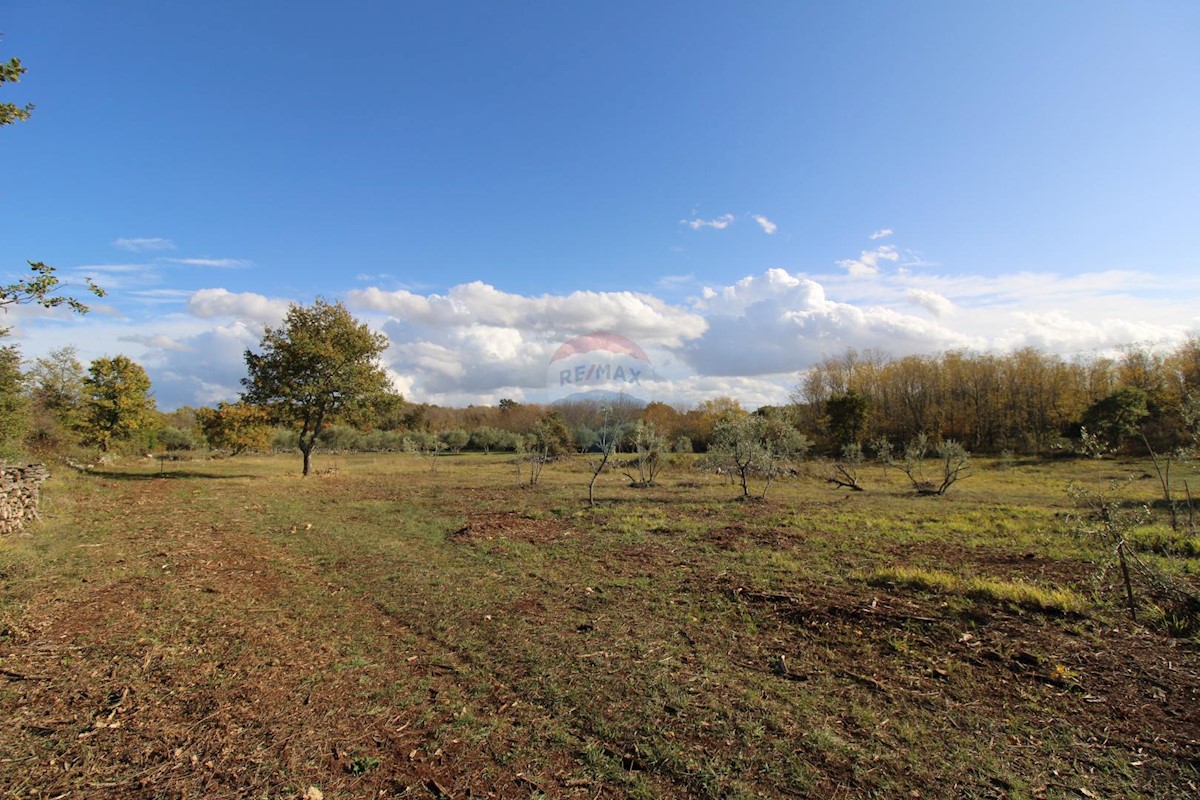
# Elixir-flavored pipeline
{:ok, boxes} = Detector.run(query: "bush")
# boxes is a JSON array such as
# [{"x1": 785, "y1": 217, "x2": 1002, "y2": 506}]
[
  {"x1": 316, "y1": 424, "x2": 363, "y2": 451},
  {"x1": 157, "y1": 426, "x2": 199, "y2": 451}
]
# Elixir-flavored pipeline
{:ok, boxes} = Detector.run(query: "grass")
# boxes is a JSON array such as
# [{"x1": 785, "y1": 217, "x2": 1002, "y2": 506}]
[
  {"x1": 0, "y1": 452, "x2": 1197, "y2": 798},
  {"x1": 864, "y1": 565, "x2": 1089, "y2": 615}
]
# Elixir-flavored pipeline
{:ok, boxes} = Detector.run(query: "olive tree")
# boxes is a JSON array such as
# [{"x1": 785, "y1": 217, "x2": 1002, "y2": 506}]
[
  {"x1": 705, "y1": 413, "x2": 808, "y2": 500},
  {"x1": 243, "y1": 298, "x2": 389, "y2": 476}
]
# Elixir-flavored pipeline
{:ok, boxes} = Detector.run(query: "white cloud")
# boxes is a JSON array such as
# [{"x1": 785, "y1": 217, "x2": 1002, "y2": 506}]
[
  {"x1": 906, "y1": 289, "x2": 955, "y2": 317},
  {"x1": 119, "y1": 333, "x2": 191, "y2": 352},
  {"x1": 680, "y1": 213, "x2": 735, "y2": 231},
  {"x1": 837, "y1": 244, "x2": 900, "y2": 277},
  {"x1": 869, "y1": 228, "x2": 894, "y2": 240},
  {"x1": 349, "y1": 281, "x2": 706, "y2": 346},
  {"x1": 186, "y1": 288, "x2": 291, "y2": 325},
  {"x1": 10, "y1": 232, "x2": 1200, "y2": 412},
  {"x1": 113, "y1": 237, "x2": 176, "y2": 252},
  {"x1": 128, "y1": 289, "x2": 194, "y2": 305},
  {"x1": 167, "y1": 257, "x2": 252, "y2": 268},
  {"x1": 348, "y1": 281, "x2": 709, "y2": 400},
  {"x1": 657, "y1": 273, "x2": 694, "y2": 290},
  {"x1": 993, "y1": 311, "x2": 1190, "y2": 354},
  {"x1": 686, "y1": 268, "x2": 980, "y2": 376},
  {"x1": 752, "y1": 215, "x2": 777, "y2": 235},
  {"x1": 141, "y1": 322, "x2": 265, "y2": 408},
  {"x1": 66, "y1": 263, "x2": 160, "y2": 291}
]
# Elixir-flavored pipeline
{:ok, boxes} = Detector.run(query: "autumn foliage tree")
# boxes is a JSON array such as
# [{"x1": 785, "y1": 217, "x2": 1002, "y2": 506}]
[
  {"x1": 196, "y1": 402, "x2": 273, "y2": 456},
  {"x1": 81, "y1": 356, "x2": 157, "y2": 452},
  {"x1": 243, "y1": 299, "x2": 390, "y2": 475}
]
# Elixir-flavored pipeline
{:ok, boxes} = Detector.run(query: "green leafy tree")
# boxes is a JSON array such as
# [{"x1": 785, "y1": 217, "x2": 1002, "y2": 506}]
[
  {"x1": 439, "y1": 428, "x2": 469, "y2": 453},
  {"x1": 1, "y1": 261, "x2": 105, "y2": 315},
  {"x1": 242, "y1": 298, "x2": 389, "y2": 476},
  {"x1": 2, "y1": 51, "x2": 104, "y2": 323},
  {"x1": 2, "y1": 50, "x2": 33, "y2": 127},
  {"x1": 24, "y1": 346, "x2": 86, "y2": 453},
  {"x1": 532, "y1": 411, "x2": 573, "y2": 457},
  {"x1": 824, "y1": 390, "x2": 870, "y2": 450},
  {"x1": 82, "y1": 356, "x2": 157, "y2": 452},
  {"x1": 1083, "y1": 387, "x2": 1150, "y2": 451},
  {"x1": 0, "y1": 343, "x2": 28, "y2": 459},
  {"x1": 469, "y1": 426, "x2": 504, "y2": 454},
  {"x1": 196, "y1": 402, "x2": 273, "y2": 456}
]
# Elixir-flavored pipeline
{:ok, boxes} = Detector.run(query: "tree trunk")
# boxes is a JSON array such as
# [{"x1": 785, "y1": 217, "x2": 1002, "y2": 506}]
[{"x1": 301, "y1": 441, "x2": 313, "y2": 476}]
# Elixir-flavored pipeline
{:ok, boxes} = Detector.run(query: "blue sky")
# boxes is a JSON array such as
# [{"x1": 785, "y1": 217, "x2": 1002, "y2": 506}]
[{"x1": 2, "y1": 2, "x2": 1198, "y2": 409}]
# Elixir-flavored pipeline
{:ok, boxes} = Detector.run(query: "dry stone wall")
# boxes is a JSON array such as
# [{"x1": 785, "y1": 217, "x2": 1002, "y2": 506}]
[{"x1": 0, "y1": 464, "x2": 50, "y2": 535}]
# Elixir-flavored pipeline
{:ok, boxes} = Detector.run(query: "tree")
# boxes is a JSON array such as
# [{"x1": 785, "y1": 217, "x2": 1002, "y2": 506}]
[
  {"x1": 2, "y1": 50, "x2": 34, "y2": 127},
  {"x1": 586, "y1": 405, "x2": 623, "y2": 505},
  {"x1": 81, "y1": 356, "x2": 157, "y2": 452},
  {"x1": 440, "y1": 428, "x2": 469, "y2": 453},
  {"x1": 470, "y1": 426, "x2": 504, "y2": 454},
  {"x1": 704, "y1": 413, "x2": 803, "y2": 500},
  {"x1": 1083, "y1": 387, "x2": 1150, "y2": 451},
  {"x1": 0, "y1": 343, "x2": 28, "y2": 459},
  {"x1": 242, "y1": 298, "x2": 389, "y2": 476},
  {"x1": 23, "y1": 346, "x2": 86, "y2": 454},
  {"x1": 892, "y1": 433, "x2": 972, "y2": 496},
  {"x1": 523, "y1": 411, "x2": 572, "y2": 487},
  {"x1": 196, "y1": 402, "x2": 273, "y2": 456},
  {"x1": 827, "y1": 442, "x2": 866, "y2": 492},
  {"x1": 824, "y1": 390, "x2": 870, "y2": 450},
  {"x1": 1, "y1": 261, "x2": 105, "y2": 315},
  {"x1": 2, "y1": 61, "x2": 104, "y2": 313},
  {"x1": 623, "y1": 420, "x2": 667, "y2": 487}
]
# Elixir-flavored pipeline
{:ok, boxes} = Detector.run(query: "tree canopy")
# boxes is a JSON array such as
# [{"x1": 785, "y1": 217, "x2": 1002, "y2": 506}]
[
  {"x1": 242, "y1": 298, "x2": 390, "y2": 475},
  {"x1": 81, "y1": 356, "x2": 157, "y2": 452}
]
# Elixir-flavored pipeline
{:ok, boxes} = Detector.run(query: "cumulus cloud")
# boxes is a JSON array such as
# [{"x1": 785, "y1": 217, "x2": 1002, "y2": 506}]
[
  {"x1": 113, "y1": 237, "x2": 176, "y2": 251},
  {"x1": 837, "y1": 244, "x2": 900, "y2": 277},
  {"x1": 752, "y1": 215, "x2": 778, "y2": 235},
  {"x1": 869, "y1": 228, "x2": 894, "y2": 240},
  {"x1": 906, "y1": 289, "x2": 955, "y2": 317},
  {"x1": 685, "y1": 269, "x2": 980, "y2": 376},
  {"x1": 349, "y1": 281, "x2": 706, "y2": 346},
  {"x1": 347, "y1": 281, "x2": 709, "y2": 400},
  {"x1": 141, "y1": 322, "x2": 266, "y2": 408},
  {"x1": 680, "y1": 213, "x2": 735, "y2": 231},
  {"x1": 13, "y1": 232, "x2": 1200, "y2": 412},
  {"x1": 167, "y1": 257, "x2": 252, "y2": 268},
  {"x1": 993, "y1": 311, "x2": 1191, "y2": 354},
  {"x1": 186, "y1": 288, "x2": 291, "y2": 325}
]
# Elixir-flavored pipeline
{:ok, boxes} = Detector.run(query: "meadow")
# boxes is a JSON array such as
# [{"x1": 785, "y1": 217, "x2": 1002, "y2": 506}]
[{"x1": 1, "y1": 452, "x2": 1197, "y2": 799}]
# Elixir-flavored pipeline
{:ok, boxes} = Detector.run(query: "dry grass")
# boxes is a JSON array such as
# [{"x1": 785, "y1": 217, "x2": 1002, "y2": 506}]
[{"x1": 865, "y1": 565, "x2": 1089, "y2": 615}]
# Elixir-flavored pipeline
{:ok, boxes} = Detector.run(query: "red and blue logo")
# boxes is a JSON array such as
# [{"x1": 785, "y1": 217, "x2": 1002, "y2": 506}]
[{"x1": 546, "y1": 332, "x2": 651, "y2": 396}]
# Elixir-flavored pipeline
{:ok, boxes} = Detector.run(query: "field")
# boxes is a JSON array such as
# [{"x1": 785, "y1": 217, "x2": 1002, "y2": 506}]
[{"x1": 1, "y1": 452, "x2": 1198, "y2": 799}]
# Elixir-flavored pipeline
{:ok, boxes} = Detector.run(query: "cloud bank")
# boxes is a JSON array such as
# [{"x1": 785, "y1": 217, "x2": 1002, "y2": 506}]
[{"x1": 13, "y1": 236, "x2": 1198, "y2": 410}]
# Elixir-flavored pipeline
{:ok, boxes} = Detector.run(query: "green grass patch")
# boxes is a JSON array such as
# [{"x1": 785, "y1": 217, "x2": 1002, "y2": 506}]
[{"x1": 1129, "y1": 524, "x2": 1200, "y2": 557}]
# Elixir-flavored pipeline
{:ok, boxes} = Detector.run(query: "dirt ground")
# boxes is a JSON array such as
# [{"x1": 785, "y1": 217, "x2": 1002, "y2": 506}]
[{"x1": 2, "y1": 467, "x2": 1199, "y2": 798}]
